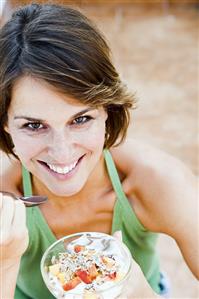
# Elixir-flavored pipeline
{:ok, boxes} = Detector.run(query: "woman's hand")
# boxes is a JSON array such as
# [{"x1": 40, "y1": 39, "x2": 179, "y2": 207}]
[
  {"x1": 125, "y1": 257, "x2": 161, "y2": 298},
  {"x1": 0, "y1": 193, "x2": 29, "y2": 268},
  {"x1": 113, "y1": 231, "x2": 161, "y2": 299}
]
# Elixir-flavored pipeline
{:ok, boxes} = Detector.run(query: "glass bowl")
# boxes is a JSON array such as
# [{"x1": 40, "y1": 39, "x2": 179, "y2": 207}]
[{"x1": 41, "y1": 232, "x2": 132, "y2": 299}]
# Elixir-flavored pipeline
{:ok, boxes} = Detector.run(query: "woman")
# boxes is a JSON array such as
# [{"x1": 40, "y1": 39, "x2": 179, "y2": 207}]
[{"x1": 0, "y1": 3, "x2": 197, "y2": 299}]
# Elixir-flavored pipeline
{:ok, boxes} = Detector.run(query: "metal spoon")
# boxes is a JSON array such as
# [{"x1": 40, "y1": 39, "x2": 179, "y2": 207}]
[{"x1": 1, "y1": 191, "x2": 48, "y2": 207}]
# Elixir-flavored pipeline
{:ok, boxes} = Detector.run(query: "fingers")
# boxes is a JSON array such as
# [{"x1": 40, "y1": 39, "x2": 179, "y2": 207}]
[
  {"x1": 0, "y1": 195, "x2": 15, "y2": 243},
  {"x1": 113, "y1": 230, "x2": 123, "y2": 242},
  {"x1": 0, "y1": 194, "x2": 29, "y2": 264},
  {"x1": 1, "y1": 195, "x2": 15, "y2": 229},
  {"x1": 113, "y1": 231, "x2": 141, "y2": 271},
  {"x1": 12, "y1": 200, "x2": 27, "y2": 237},
  {"x1": 0, "y1": 195, "x2": 26, "y2": 245}
]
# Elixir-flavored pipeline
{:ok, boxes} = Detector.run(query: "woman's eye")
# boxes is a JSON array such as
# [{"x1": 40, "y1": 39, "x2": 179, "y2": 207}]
[
  {"x1": 72, "y1": 116, "x2": 93, "y2": 125},
  {"x1": 24, "y1": 122, "x2": 44, "y2": 131}
]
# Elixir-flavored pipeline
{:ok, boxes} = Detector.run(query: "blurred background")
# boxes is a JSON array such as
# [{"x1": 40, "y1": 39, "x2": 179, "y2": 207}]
[{"x1": 1, "y1": 0, "x2": 198, "y2": 297}]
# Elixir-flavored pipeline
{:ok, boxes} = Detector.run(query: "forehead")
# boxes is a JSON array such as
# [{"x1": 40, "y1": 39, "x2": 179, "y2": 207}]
[{"x1": 9, "y1": 76, "x2": 88, "y2": 117}]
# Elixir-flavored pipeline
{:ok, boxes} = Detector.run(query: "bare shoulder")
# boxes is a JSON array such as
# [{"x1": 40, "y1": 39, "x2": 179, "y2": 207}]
[
  {"x1": 110, "y1": 138, "x2": 197, "y2": 233},
  {"x1": 111, "y1": 138, "x2": 195, "y2": 185},
  {"x1": 111, "y1": 138, "x2": 194, "y2": 176},
  {"x1": 0, "y1": 151, "x2": 22, "y2": 195}
]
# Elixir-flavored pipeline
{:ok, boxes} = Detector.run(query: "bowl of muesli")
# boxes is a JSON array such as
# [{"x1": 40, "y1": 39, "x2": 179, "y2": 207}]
[{"x1": 41, "y1": 232, "x2": 132, "y2": 299}]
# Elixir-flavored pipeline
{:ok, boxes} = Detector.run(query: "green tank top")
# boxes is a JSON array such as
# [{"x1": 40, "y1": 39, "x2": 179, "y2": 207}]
[{"x1": 15, "y1": 149, "x2": 161, "y2": 298}]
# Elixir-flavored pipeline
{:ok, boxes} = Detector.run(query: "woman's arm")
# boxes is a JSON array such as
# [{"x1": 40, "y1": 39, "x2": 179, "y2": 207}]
[
  {"x1": 0, "y1": 154, "x2": 28, "y2": 297},
  {"x1": 141, "y1": 159, "x2": 198, "y2": 279},
  {"x1": 1, "y1": 259, "x2": 21, "y2": 299},
  {"x1": 0, "y1": 194, "x2": 29, "y2": 299},
  {"x1": 112, "y1": 139, "x2": 199, "y2": 279}
]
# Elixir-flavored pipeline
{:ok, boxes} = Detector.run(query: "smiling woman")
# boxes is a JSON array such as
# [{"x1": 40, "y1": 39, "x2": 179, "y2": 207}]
[
  {"x1": 0, "y1": 3, "x2": 198, "y2": 299},
  {"x1": 0, "y1": 4, "x2": 134, "y2": 158},
  {"x1": 6, "y1": 76, "x2": 108, "y2": 196}
]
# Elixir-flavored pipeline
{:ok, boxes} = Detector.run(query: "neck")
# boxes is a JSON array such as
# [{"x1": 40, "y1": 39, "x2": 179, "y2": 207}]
[{"x1": 32, "y1": 153, "x2": 111, "y2": 209}]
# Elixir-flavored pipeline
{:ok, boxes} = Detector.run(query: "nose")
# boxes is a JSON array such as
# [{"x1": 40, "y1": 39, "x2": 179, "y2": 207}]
[{"x1": 47, "y1": 130, "x2": 74, "y2": 162}]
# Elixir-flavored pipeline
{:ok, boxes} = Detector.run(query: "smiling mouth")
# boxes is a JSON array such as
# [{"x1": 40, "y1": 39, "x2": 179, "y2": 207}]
[{"x1": 38, "y1": 155, "x2": 85, "y2": 175}]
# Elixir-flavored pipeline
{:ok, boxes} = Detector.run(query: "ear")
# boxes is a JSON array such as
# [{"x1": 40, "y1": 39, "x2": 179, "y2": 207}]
[
  {"x1": 103, "y1": 108, "x2": 108, "y2": 122},
  {"x1": 105, "y1": 111, "x2": 108, "y2": 122},
  {"x1": 3, "y1": 125, "x2": 16, "y2": 154},
  {"x1": 4, "y1": 124, "x2": 10, "y2": 134}
]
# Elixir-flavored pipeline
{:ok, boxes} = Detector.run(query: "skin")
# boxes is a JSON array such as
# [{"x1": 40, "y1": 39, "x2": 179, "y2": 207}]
[
  {"x1": 0, "y1": 75, "x2": 198, "y2": 298},
  {"x1": 112, "y1": 140, "x2": 198, "y2": 279}
]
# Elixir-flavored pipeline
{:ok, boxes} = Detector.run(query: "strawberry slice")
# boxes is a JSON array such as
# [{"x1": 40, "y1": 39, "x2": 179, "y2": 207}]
[
  {"x1": 107, "y1": 271, "x2": 117, "y2": 280},
  {"x1": 62, "y1": 276, "x2": 81, "y2": 291},
  {"x1": 76, "y1": 270, "x2": 93, "y2": 284},
  {"x1": 74, "y1": 245, "x2": 85, "y2": 253}
]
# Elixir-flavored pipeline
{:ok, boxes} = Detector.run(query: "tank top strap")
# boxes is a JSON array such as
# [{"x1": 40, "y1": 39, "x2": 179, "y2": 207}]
[
  {"x1": 103, "y1": 149, "x2": 147, "y2": 232},
  {"x1": 22, "y1": 165, "x2": 33, "y2": 196},
  {"x1": 103, "y1": 149, "x2": 130, "y2": 209}
]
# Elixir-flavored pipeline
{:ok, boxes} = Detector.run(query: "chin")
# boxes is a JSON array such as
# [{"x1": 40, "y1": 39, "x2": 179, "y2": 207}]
[{"x1": 48, "y1": 183, "x2": 85, "y2": 197}]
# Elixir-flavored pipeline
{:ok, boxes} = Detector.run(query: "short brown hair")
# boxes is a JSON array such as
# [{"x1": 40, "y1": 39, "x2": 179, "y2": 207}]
[{"x1": 0, "y1": 3, "x2": 136, "y2": 157}]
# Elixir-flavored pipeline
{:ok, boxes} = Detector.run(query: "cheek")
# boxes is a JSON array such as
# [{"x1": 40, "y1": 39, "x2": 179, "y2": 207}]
[
  {"x1": 76, "y1": 122, "x2": 106, "y2": 150},
  {"x1": 9, "y1": 130, "x2": 44, "y2": 162}
]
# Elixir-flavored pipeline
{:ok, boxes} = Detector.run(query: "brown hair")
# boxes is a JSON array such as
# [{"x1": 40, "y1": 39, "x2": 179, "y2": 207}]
[{"x1": 0, "y1": 3, "x2": 136, "y2": 157}]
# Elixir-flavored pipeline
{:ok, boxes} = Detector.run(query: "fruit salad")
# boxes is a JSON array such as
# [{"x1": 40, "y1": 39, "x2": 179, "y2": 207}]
[{"x1": 41, "y1": 232, "x2": 132, "y2": 299}]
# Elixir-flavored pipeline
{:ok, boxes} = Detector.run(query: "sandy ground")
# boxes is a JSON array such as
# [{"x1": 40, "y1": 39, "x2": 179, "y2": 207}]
[
  {"x1": 81, "y1": 3, "x2": 198, "y2": 298},
  {"x1": 1, "y1": 1, "x2": 199, "y2": 298}
]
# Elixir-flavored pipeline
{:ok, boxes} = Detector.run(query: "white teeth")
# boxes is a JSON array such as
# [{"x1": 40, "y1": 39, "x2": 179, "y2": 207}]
[{"x1": 47, "y1": 160, "x2": 77, "y2": 174}]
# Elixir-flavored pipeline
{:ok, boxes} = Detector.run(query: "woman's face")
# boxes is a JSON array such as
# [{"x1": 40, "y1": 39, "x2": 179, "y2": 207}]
[{"x1": 6, "y1": 76, "x2": 107, "y2": 196}]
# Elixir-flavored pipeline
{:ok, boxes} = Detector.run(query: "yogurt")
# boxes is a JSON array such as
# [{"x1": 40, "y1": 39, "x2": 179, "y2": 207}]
[{"x1": 41, "y1": 232, "x2": 132, "y2": 299}]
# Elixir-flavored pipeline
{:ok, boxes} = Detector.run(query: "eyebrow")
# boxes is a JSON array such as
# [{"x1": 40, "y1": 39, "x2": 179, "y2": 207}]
[{"x1": 14, "y1": 108, "x2": 96, "y2": 122}]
